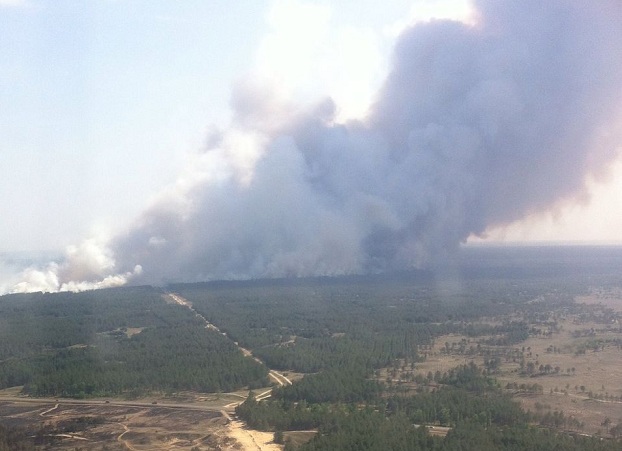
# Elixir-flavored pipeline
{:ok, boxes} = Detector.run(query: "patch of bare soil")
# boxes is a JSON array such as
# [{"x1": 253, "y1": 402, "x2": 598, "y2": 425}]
[
  {"x1": 496, "y1": 311, "x2": 622, "y2": 436},
  {"x1": 226, "y1": 419, "x2": 282, "y2": 451},
  {"x1": 396, "y1": 295, "x2": 622, "y2": 438},
  {"x1": 577, "y1": 288, "x2": 622, "y2": 312},
  {"x1": 0, "y1": 399, "x2": 242, "y2": 450}
]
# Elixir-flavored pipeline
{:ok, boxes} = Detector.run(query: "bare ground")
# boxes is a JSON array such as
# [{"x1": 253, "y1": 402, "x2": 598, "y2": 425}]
[
  {"x1": 0, "y1": 397, "x2": 286, "y2": 450},
  {"x1": 226, "y1": 418, "x2": 281, "y2": 451}
]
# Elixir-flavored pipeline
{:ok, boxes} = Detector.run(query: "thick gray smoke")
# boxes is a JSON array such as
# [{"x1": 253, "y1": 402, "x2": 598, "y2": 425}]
[
  {"x1": 11, "y1": 0, "x2": 622, "y2": 291},
  {"x1": 109, "y1": 0, "x2": 622, "y2": 285}
]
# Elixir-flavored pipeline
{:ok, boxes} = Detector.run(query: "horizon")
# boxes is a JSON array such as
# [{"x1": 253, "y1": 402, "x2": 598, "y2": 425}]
[{"x1": 3, "y1": 242, "x2": 622, "y2": 295}]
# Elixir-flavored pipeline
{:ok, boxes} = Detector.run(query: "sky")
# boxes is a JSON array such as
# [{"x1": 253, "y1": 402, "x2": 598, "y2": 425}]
[
  {"x1": 0, "y1": 0, "x2": 450, "y2": 253},
  {"x1": 1, "y1": 0, "x2": 621, "y2": 292}
]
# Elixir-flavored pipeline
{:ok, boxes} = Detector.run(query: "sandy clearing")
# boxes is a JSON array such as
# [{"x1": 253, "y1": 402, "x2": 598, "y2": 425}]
[
  {"x1": 575, "y1": 288, "x2": 622, "y2": 312},
  {"x1": 227, "y1": 420, "x2": 282, "y2": 451}
]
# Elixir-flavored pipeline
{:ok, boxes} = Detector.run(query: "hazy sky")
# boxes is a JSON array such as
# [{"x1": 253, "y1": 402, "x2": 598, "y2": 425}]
[
  {"x1": 0, "y1": 0, "x2": 459, "y2": 253},
  {"x1": 1, "y1": 0, "x2": 621, "y2": 292}
]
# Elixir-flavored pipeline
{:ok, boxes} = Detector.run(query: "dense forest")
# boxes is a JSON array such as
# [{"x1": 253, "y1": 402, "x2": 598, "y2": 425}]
[{"x1": 0, "y1": 286, "x2": 268, "y2": 397}]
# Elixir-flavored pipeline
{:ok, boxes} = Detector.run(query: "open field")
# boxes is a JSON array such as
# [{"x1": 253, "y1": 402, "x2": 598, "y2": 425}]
[
  {"x1": 577, "y1": 289, "x2": 622, "y2": 312},
  {"x1": 395, "y1": 289, "x2": 622, "y2": 437}
]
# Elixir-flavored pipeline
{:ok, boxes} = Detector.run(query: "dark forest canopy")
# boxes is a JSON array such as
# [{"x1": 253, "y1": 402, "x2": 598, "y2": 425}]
[{"x1": 0, "y1": 286, "x2": 268, "y2": 397}]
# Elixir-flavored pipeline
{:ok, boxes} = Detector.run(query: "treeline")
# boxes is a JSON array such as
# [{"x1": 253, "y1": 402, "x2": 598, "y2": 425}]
[
  {"x1": 274, "y1": 365, "x2": 382, "y2": 404},
  {"x1": 0, "y1": 287, "x2": 268, "y2": 396},
  {"x1": 173, "y1": 274, "x2": 529, "y2": 349},
  {"x1": 236, "y1": 396, "x2": 326, "y2": 431},
  {"x1": 436, "y1": 362, "x2": 498, "y2": 393},
  {"x1": 238, "y1": 361, "x2": 507, "y2": 432}
]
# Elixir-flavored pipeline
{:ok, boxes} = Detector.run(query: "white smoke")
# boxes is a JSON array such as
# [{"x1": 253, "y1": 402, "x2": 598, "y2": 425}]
[
  {"x1": 7, "y1": 0, "x2": 622, "y2": 292},
  {"x1": 7, "y1": 240, "x2": 142, "y2": 293}
]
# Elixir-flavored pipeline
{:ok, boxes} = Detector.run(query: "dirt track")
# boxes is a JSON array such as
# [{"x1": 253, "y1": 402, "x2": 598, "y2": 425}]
[
  {"x1": 167, "y1": 292, "x2": 292, "y2": 449},
  {"x1": 168, "y1": 292, "x2": 292, "y2": 390}
]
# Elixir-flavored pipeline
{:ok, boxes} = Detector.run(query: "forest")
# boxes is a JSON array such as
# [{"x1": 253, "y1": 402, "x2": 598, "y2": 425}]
[{"x1": 0, "y1": 286, "x2": 268, "y2": 397}]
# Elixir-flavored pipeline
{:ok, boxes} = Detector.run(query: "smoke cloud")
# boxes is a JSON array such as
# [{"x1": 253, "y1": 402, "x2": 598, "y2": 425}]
[
  {"x1": 9, "y1": 0, "x2": 622, "y2": 291},
  {"x1": 7, "y1": 240, "x2": 142, "y2": 293}
]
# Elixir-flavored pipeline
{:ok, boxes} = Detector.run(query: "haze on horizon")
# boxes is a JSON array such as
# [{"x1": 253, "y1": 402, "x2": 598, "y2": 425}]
[{"x1": 1, "y1": 0, "x2": 621, "y2": 293}]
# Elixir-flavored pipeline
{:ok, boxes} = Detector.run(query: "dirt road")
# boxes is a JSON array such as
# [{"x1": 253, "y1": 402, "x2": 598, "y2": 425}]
[
  {"x1": 0, "y1": 395, "x2": 225, "y2": 413},
  {"x1": 168, "y1": 292, "x2": 293, "y2": 449},
  {"x1": 167, "y1": 292, "x2": 292, "y2": 391}
]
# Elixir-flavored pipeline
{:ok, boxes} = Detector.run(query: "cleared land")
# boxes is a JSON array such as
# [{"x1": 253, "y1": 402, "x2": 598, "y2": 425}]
[
  {"x1": 389, "y1": 289, "x2": 622, "y2": 437},
  {"x1": 0, "y1": 393, "x2": 282, "y2": 450},
  {"x1": 0, "y1": 398, "x2": 228, "y2": 450}
]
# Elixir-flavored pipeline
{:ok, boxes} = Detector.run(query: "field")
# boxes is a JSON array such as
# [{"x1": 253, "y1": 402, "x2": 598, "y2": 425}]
[{"x1": 399, "y1": 288, "x2": 622, "y2": 437}]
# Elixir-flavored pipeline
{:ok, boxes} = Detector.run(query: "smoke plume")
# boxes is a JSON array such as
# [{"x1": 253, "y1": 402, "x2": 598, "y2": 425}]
[{"x1": 10, "y1": 0, "x2": 622, "y2": 290}]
